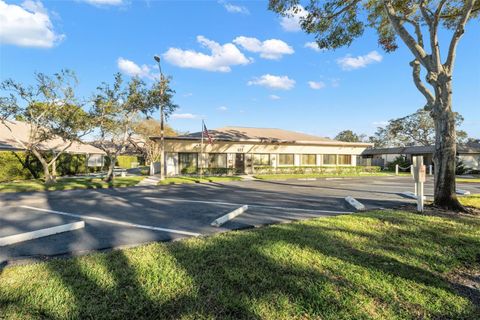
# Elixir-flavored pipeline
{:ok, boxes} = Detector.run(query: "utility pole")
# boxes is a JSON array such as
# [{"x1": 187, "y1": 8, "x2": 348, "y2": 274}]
[{"x1": 154, "y1": 55, "x2": 165, "y2": 180}]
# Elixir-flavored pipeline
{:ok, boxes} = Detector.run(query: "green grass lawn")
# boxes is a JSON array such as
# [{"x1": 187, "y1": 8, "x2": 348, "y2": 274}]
[
  {"x1": 1, "y1": 210, "x2": 479, "y2": 319},
  {"x1": 158, "y1": 175, "x2": 242, "y2": 185},
  {"x1": 457, "y1": 178, "x2": 480, "y2": 183},
  {"x1": 459, "y1": 194, "x2": 480, "y2": 209},
  {"x1": 0, "y1": 176, "x2": 144, "y2": 193}
]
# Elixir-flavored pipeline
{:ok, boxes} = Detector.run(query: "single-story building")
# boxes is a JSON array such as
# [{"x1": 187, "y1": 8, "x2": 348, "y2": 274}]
[
  {"x1": 151, "y1": 126, "x2": 373, "y2": 176},
  {"x1": 0, "y1": 120, "x2": 105, "y2": 167},
  {"x1": 361, "y1": 144, "x2": 480, "y2": 170}
]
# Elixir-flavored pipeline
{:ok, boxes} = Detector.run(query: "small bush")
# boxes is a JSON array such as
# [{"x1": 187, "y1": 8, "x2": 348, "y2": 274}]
[
  {"x1": 116, "y1": 155, "x2": 142, "y2": 169},
  {"x1": 386, "y1": 156, "x2": 411, "y2": 171}
]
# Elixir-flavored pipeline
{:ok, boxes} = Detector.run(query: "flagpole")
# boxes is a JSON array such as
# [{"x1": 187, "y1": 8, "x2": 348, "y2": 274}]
[{"x1": 200, "y1": 119, "x2": 204, "y2": 177}]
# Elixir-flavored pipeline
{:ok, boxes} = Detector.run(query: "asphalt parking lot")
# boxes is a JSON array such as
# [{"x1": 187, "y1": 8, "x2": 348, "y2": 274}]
[{"x1": 1, "y1": 175, "x2": 478, "y2": 263}]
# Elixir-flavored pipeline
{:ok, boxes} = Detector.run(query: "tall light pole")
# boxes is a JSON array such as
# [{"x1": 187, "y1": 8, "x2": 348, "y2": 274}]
[{"x1": 154, "y1": 55, "x2": 165, "y2": 180}]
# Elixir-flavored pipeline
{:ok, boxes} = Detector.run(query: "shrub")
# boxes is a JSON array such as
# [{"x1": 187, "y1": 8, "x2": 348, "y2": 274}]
[
  {"x1": 252, "y1": 166, "x2": 381, "y2": 175},
  {"x1": 116, "y1": 155, "x2": 140, "y2": 169},
  {"x1": 386, "y1": 156, "x2": 411, "y2": 171},
  {"x1": 0, "y1": 151, "x2": 92, "y2": 182},
  {"x1": 56, "y1": 154, "x2": 87, "y2": 176},
  {"x1": 0, "y1": 151, "x2": 35, "y2": 182}
]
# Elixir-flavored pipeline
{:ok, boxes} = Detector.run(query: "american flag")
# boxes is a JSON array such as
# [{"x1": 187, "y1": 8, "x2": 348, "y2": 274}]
[{"x1": 203, "y1": 121, "x2": 213, "y2": 145}]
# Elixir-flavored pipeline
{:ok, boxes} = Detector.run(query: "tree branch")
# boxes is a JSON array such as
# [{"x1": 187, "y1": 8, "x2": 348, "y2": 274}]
[
  {"x1": 383, "y1": 1, "x2": 430, "y2": 68},
  {"x1": 410, "y1": 59, "x2": 435, "y2": 110},
  {"x1": 445, "y1": 0, "x2": 476, "y2": 72},
  {"x1": 48, "y1": 140, "x2": 74, "y2": 166}
]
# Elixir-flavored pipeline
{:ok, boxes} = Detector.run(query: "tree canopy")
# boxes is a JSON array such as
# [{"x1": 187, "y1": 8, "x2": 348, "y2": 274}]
[
  {"x1": 369, "y1": 109, "x2": 467, "y2": 147},
  {"x1": 334, "y1": 130, "x2": 366, "y2": 142},
  {"x1": 0, "y1": 70, "x2": 91, "y2": 184}
]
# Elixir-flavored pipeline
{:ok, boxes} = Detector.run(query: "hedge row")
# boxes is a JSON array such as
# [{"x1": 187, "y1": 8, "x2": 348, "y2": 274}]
[
  {"x1": 252, "y1": 165, "x2": 381, "y2": 175},
  {"x1": 116, "y1": 155, "x2": 142, "y2": 169},
  {"x1": 0, "y1": 151, "x2": 89, "y2": 182}
]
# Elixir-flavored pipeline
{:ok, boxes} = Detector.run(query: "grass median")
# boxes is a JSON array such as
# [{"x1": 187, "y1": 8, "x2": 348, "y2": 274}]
[
  {"x1": 0, "y1": 176, "x2": 144, "y2": 193},
  {"x1": 1, "y1": 209, "x2": 479, "y2": 319}
]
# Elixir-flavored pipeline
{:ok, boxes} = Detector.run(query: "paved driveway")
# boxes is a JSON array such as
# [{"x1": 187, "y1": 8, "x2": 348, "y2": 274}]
[{"x1": 1, "y1": 176, "x2": 478, "y2": 263}]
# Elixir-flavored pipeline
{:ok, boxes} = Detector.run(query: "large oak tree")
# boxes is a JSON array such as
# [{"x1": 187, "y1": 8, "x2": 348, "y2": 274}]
[{"x1": 270, "y1": 0, "x2": 478, "y2": 210}]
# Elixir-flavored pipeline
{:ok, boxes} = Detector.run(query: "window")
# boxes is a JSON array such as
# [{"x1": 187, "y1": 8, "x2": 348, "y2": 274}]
[
  {"x1": 253, "y1": 154, "x2": 270, "y2": 166},
  {"x1": 323, "y1": 154, "x2": 337, "y2": 165},
  {"x1": 279, "y1": 154, "x2": 294, "y2": 166},
  {"x1": 301, "y1": 154, "x2": 316, "y2": 166},
  {"x1": 208, "y1": 153, "x2": 227, "y2": 168},
  {"x1": 338, "y1": 155, "x2": 352, "y2": 165},
  {"x1": 179, "y1": 153, "x2": 198, "y2": 173}
]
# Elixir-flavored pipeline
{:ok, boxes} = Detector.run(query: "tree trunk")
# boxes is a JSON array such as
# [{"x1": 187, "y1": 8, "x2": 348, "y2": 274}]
[
  {"x1": 432, "y1": 79, "x2": 464, "y2": 211},
  {"x1": 104, "y1": 155, "x2": 117, "y2": 183},
  {"x1": 42, "y1": 162, "x2": 56, "y2": 185},
  {"x1": 31, "y1": 148, "x2": 56, "y2": 185}
]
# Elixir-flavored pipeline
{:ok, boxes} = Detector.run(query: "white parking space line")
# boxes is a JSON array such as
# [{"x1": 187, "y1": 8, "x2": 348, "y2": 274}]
[
  {"x1": 19, "y1": 206, "x2": 201, "y2": 237},
  {"x1": 143, "y1": 197, "x2": 353, "y2": 214}
]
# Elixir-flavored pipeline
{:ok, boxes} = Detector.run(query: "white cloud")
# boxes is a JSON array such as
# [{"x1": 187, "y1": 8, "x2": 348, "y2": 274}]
[
  {"x1": 248, "y1": 74, "x2": 295, "y2": 90},
  {"x1": 117, "y1": 57, "x2": 155, "y2": 79},
  {"x1": 337, "y1": 51, "x2": 383, "y2": 70},
  {"x1": 233, "y1": 36, "x2": 294, "y2": 60},
  {"x1": 183, "y1": 92, "x2": 193, "y2": 97},
  {"x1": 172, "y1": 113, "x2": 198, "y2": 119},
  {"x1": 280, "y1": 5, "x2": 307, "y2": 32},
  {"x1": 81, "y1": 0, "x2": 124, "y2": 6},
  {"x1": 163, "y1": 35, "x2": 251, "y2": 72},
  {"x1": 217, "y1": 106, "x2": 228, "y2": 111},
  {"x1": 269, "y1": 94, "x2": 281, "y2": 100},
  {"x1": 220, "y1": 1, "x2": 249, "y2": 14},
  {"x1": 304, "y1": 41, "x2": 324, "y2": 52},
  {"x1": 0, "y1": 0, "x2": 65, "y2": 48},
  {"x1": 308, "y1": 81, "x2": 326, "y2": 90}
]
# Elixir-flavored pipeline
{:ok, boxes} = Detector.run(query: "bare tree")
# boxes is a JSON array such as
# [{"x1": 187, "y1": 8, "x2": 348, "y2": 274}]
[
  {"x1": 270, "y1": 0, "x2": 479, "y2": 210},
  {"x1": 0, "y1": 70, "x2": 90, "y2": 184}
]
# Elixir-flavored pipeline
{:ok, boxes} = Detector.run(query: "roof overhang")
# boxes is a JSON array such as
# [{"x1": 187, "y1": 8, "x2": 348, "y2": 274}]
[{"x1": 150, "y1": 136, "x2": 373, "y2": 148}]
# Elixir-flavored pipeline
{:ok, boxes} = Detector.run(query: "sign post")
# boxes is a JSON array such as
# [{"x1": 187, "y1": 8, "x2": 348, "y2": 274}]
[{"x1": 412, "y1": 156, "x2": 426, "y2": 212}]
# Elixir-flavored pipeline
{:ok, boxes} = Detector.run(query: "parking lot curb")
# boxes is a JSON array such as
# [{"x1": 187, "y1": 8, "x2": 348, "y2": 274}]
[
  {"x1": 345, "y1": 196, "x2": 366, "y2": 211},
  {"x1": 0, "y1": 221, "x2": 85, "y2": 247},
  {"x1": 211, "y1": 205, "x2": 249, "y2": 227}
]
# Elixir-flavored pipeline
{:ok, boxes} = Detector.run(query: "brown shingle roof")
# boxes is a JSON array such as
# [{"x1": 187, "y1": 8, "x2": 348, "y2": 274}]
[
  {"x1": 0, "y1": 121, "x2": 105, "y2": 155},
  {"x1": 158, "y1": 126, "x2": 372, "y2": 146}
]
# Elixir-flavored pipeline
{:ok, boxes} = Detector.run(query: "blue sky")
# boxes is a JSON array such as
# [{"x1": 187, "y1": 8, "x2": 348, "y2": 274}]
[{"x1": 1, "y1": 0, "x2": 479, "y2": 138}]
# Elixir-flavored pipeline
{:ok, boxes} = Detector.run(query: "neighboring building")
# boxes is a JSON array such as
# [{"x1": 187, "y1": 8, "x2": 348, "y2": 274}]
[
  {"x1": 361, "y1": 144, "x2": 480, "y2": 170},
  {"x1": 151, "y1": 126, "x2": 373, "y2": 176},
  {"x1": 0, "y1": 120, "x2": 105, "y2": 167}
]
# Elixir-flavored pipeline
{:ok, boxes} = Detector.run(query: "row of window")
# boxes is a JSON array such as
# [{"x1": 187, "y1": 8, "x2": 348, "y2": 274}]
[
  {"x1": 179, "y1": 153, "x2": 352, "y2": 169},
  {"x1": 254, "y1": 154, "x2": 352, "y2": 166}
]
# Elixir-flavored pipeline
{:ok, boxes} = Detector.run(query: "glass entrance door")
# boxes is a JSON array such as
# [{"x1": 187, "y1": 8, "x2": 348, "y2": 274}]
[{"x1": 235, "y1": 153, "x2": 245, "y2": 174}]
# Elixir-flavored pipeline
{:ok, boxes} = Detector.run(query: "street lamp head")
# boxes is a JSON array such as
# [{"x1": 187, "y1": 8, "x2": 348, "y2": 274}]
[{"x1": 154, "y1": 55, "x2": 161, "y2": 63}]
